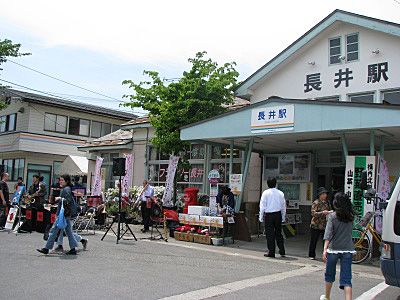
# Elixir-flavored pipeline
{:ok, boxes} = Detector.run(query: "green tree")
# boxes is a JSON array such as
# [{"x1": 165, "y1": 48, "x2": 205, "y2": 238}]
[
  {"x1": 123, "y1": 51, "x2": 239, "y2": 155},
  {"x1": 0, "y1": 39, "x2": 30, "y2": 109}
]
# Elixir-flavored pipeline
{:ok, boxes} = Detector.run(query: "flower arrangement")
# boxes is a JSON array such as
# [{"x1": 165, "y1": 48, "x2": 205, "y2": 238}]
[
  {"x1": 128, "y1": 185, "x2": 166, "y2": 200},
  {"x1": 104, "y1": 188, "x2": 119, "y2": 201}
]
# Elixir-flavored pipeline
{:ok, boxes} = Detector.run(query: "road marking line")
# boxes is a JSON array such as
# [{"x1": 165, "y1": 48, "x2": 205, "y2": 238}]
[
  {"x1": 159, "y1": 266, "x2": 318, "y2": 300},
  {"x1": 355, "y1": 281, "x2": 389, "y2": 300}
]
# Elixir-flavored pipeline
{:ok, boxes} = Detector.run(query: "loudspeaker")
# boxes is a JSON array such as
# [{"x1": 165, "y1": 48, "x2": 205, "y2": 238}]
[{"x1": 112, "y1": 157, "x2": 126, "y2": 176}]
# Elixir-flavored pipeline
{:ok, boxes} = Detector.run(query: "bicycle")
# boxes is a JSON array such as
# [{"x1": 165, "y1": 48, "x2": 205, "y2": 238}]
[{"x1": 352, "y1": 210, "x2": 382, "y2": 264}]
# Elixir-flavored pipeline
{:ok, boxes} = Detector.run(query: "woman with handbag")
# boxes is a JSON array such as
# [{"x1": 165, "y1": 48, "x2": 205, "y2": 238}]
[{"x1": 37, "y1": 175, "x2": 78, "y2": 255}]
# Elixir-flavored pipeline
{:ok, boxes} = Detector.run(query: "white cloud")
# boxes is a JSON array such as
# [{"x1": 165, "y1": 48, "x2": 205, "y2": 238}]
[{"x1": 1, "y1": 0, "x2": 399, "y2": 71}]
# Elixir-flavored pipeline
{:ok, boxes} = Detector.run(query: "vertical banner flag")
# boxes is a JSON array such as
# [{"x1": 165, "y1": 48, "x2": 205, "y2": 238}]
[
  {"x1": 376, "y1": 156, "x2": 390, "y2": 234},
  {"x1": 122, "y1": 154, "x2": 133, "y2": 195},
  {"x1": 11, "y1": 186, "x2": 26, "y2": 205},
  {"x1": 91, "y1": 156, "x2": 104, "y2": 196},
  {"x1": 344, "y1": 156, "x2": 376, "y2": 229},
  {"x1": 5, "y1": 207, "x2": 18, "y2": 230},
  {"x1": 161, "y1": 155, "x2": 180, "y2": 207}
]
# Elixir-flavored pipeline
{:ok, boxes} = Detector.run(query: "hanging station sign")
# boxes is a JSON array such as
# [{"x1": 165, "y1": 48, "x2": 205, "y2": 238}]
[
  {"x1": 251, "y1": 104, "x2": 295, "y2": 133},
  {"x1": 264, "y1": 153, "x2": 311, "y2": 182}
]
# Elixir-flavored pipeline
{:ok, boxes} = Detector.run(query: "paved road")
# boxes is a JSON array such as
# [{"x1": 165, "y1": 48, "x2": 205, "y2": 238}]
[{"x1": 0, "y1": 229, "x2": 398, "y2": 299}]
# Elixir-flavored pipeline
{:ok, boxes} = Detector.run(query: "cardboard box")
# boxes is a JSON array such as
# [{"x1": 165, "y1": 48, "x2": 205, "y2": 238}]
[
  {"x1": 209, "y1": 216, "x2": 224, "y2": 228},
  {"x1": 179, "y1": 213, "x2": 188, "y2": 224},
  {"x1": 174, "y1": 232, "x2": 194, "y2": 242},
  {"x1": 193, "y1": 234, "x2": 211, "y2": 245},
  {"x1": 199, "y1": 216, "x2": 211, "y2": 226},
  {"x1": 188, "y1": 206, "x2": 209, "y2": 216}
]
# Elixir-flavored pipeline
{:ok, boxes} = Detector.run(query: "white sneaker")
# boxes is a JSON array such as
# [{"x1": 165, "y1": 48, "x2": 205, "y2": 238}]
[{"x1": 320, "y1": 295, "x2": 329, "y2": 300}]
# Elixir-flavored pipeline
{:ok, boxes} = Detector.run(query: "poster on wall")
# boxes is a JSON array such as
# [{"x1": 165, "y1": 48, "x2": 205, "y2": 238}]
[
  {"x1": 278, "y1": 183, "x2": 300, "y2": 209},
  {"x1": 229, "y1": 174, "x2": 242, "y2": 195},
  {"x1": 265, "y1": 153, "x2": 311, "y2": 182},
  {"x1": 344, "y1": 156, "x2": 376, "y2": 223}
]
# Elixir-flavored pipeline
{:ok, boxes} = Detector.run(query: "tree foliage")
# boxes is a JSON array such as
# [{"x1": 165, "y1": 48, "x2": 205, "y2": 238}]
[
  {"x1": 0, "y1": 39, "x2": 30, "y2": 110},
  {"x1": 123, "y1": 51, "x2": 239, "y2": 155}
]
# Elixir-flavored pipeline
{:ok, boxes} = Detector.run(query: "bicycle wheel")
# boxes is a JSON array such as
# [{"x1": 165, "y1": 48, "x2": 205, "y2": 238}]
[{"x1": 352, "y1": 228, "x2": 371, "y2": 264}]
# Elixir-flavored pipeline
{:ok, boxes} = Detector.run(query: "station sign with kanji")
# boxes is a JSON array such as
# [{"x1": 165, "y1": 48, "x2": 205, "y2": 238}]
[{"x1": 251, "y1": 104, "x2": 295, "y2": 134}]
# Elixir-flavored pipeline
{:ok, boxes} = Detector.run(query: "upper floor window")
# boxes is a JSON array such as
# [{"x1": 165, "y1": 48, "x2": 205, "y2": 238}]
[
  {"x1": 0, "y1": 113, "x2": 17, "y2": 133},
  {"x1": 382, "y1": 89, "x2": 400, "y2": 105},
  {"x1": 44, "y1": 113, "x2": 67, "y2": 133},
  {"x1": 346, "y1": 33, "x2": 359, "y2": 62},
  {"x1": 68, "y1": 118, "x2": 90, "y2": 136},
  {"x1": 329, "y1": 37, "x2": 342, "y2": 65},
  {"x1": 91, "y1": 121, "x2": 112, "y2": 138}
]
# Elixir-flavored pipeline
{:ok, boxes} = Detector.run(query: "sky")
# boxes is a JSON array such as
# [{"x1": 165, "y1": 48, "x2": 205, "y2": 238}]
[{"x1": 0, "y1": 0, "x2": 399, "y2": 115}]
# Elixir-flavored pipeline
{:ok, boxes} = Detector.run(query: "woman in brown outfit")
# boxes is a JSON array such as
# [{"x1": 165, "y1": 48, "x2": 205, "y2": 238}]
[{"x1": 309, "y1": 187, "x2": 332, "y2": 259}]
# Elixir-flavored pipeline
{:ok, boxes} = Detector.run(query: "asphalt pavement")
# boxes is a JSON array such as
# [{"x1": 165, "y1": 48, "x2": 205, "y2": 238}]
[{"x1": 0, "y1": 228, "x2": 399, "y2": 300}]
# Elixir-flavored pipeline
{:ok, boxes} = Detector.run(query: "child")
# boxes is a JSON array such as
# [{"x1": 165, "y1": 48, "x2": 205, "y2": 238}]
[{"x1": 320, "y1": 192, "x2": 355, "y2": 300}]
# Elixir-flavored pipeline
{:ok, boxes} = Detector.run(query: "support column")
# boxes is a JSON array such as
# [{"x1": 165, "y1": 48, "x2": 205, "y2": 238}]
[
  {"x1": 380, "y1": 136, "x2": 385, "y2": 159},
  {"x1": 340, "y1": 133, "x2": 348, "y2": 159},
  {"x1": 237, "y1": 137, "x2": 254, "y2": 212},
  {"x1": 370, "y1": 130, "x2": 375, "y2": 156},
  {"x1": 229, "y1": 139, "x2": 234, "y2": 176}
]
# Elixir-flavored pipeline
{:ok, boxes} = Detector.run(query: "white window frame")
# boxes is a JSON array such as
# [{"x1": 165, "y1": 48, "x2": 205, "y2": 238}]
[
  {"x1": 44, "y1": 113, "x2": 68, "y2": 133},
  {"x1": 381, "y1": 88, "x2": 400, "y2": 105},
  {"x1": 348, "y1": 91, "x2": 375, "y2": 104},
  {"x1": 346, "y1": 32, "x2": 359, "y2": 63},
  {"x1": 329, "y1": 36, "x2": 342, "y2": 65}
]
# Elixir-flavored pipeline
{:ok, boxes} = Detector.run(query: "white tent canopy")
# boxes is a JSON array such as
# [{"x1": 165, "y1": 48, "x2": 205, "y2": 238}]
[{"x1": 60, "y1": 155, "x2": 88, "y2": 176}]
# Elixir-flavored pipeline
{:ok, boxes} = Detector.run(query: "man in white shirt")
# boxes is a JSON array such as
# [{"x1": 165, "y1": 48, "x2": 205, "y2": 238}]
[
  {"x1": 259, "y1": 177, "x2": 286, "y2": 258},
  {"x1": 140, "y1": 180, "x2": 154, "y2": 233}
]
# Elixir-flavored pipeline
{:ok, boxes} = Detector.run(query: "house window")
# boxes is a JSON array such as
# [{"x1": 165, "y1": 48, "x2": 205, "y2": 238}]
[
  {"x1": 44, "y1": 113, "x2": 67, "y2": 133},
  {"x1": 329, "y1": 37, "x2": 341, "y2": 65},
  {"x1": 346, "y1": 33, "x2": 359, "y2": 62},
  {"x1": 112, "y1": 124, "x2": 120, "y2": 132},
  {"x1": 68, "y1": 118, "x2": 90, "y2": 136},
  {"x1": 2, "y1": 158, "x2": 25, "y2": 181},
  {"x1": 382, "y1": 89, "x2": 400, "y2": 105},
  {"x1": 0, "y1": 113, "x2": 17, "y2": 133},
  {"x1": 101, "y1": 123, "x2": 111, "y2": 137},
  {"x1": 349, "y1": 92, "x2": 374, "y2": 103},
  {"x1": 91, "y1": 121, "x2": 101, "y2": 138}
]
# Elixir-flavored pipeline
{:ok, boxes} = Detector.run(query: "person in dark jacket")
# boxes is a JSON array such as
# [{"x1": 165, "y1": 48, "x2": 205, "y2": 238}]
[
  {"x1": 216, "y1": 186, "x2": 235, "y2": 212},
  {"x1": 37, "y1": 175, "x2": 79, "y2": 255}
]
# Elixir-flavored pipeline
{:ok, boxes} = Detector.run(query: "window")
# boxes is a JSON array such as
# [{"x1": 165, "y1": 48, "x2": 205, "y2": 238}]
[
  {"x1": 101, "y1": 123, "x2": 111, "y2": 137},
  {"x1": 329, "y1": 37, "x2": 341, "y2": 65},
  {"x1": 44, "y1": 113, "x2": 67, "y2": 133},
  {"x1": 68, "y1": 118, "x2": 90, "y2": 136},
  {"x1": 2, "y1": 158, "x2": 25, "y2": 181},
  {"x1": 0, "y1": 113, "x2": 17, "y2": 133},
  {"x1": 316, "y1": 96, "x2": 340, "y2": 102},
  {"x1": 346, "y1": 33, "x2": 359, "y2": 62},
  {"x1": 112, "y1": 124, "x2": 120, "y2": 132},
  {"x1": 383, "y1": 89, "x2": 400, "y2": 105},
  {"x1": 211, "y1": 145, "x2": 241, "y2": 159},
  {"x1": 349, "y1": 92, "x2": 374, "y2": 103},
  {"x1": 91, "y1": 121, "x2": 101, "y2": 138}
]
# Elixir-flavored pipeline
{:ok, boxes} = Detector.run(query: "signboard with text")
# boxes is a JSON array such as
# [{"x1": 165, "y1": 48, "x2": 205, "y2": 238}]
[
  {"x1": 251, "y1": 105, "x2": 294, "y2": 133},
  {"x1": 264, "y1": 153, "x2": 311, "y2": 182}
]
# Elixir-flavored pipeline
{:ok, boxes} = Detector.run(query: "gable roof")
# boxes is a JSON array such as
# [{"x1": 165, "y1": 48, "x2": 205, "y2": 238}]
[
  {"x1": 3, "y1": 89, "x2": 137, "y2": 120},
  {"x1": 235, "y1": 9, "x2": 400, "y2": 99}
]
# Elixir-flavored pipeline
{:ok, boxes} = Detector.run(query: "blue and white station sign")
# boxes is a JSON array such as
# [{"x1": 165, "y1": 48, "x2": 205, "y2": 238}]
[{"x1": 251, "y1": 104, "x2": 295, "y2": 133}]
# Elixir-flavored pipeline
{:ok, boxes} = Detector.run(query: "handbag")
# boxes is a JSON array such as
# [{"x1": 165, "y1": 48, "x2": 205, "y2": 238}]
[{"x1": 56, "y1": 199, "x2": 68, "y2": 230}]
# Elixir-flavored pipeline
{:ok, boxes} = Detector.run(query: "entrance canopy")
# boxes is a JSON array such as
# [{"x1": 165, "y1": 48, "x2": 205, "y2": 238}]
[
  {"x1": 60, "y1": 155, "x2": 88, "y2": 176},
  {"x1": 180, "y1": 98, "x2": 400, "y2": 153}
]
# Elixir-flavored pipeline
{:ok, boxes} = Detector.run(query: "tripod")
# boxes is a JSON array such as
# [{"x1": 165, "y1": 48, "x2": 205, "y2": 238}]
[{"x1": 101, "y1": 176, "x2": 137, "y2": 244}]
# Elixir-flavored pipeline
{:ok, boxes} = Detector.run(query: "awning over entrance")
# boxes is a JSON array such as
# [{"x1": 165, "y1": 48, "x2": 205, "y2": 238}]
[
  {"x1": 60, "y1": 155, "x2": 88, "y2": 176},
  {"x1": 180, "y1": 98, "x2": 400, "y2": 153}
]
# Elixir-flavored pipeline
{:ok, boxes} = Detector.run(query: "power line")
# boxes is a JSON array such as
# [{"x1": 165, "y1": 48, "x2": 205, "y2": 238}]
[
  {"x1": 0, "y1": 78, "x2": 143, "y2": 115},
  {"x1": 7, "y1": 59, "x2": 124, "y2": 102},
  {"x1": 393, "y1": 0, "x2": 400, "y2": 5}
]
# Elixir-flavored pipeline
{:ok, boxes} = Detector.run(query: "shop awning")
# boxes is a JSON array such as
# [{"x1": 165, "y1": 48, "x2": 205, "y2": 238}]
[
  {"x1": 180, "y1": 98, "x2": 400, "y2": 153},
  {"x1": 60, "y1": 155, "x2": 88, "y2": 176}
]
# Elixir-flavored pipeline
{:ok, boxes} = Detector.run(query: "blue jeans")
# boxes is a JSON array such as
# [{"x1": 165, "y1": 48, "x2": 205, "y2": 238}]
[
  {"x1": 325, "y1": 252, "x2": 352, "y2": 288},
  {"x1": 56, "y1": 218, "x2": 81, "y2": 246},
  {"x1": 45, "y1": 217, "x2": 78, "y2": 250}
]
